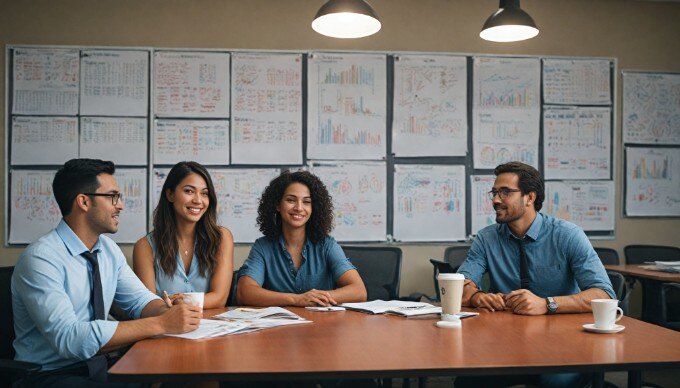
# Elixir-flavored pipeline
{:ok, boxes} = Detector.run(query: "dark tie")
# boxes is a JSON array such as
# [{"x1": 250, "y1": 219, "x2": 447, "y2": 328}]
[
  {"x1": 516, "y1": 238, "x2": 531, "y2": 290},
  {"x1": 80, "y1": 250, "x2": 108, "y2": 381}
]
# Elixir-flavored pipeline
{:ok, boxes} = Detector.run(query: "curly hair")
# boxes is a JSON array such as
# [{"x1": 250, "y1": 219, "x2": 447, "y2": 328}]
[
  {"x1": 257, "y1": 170, "x2": 334, "y2": 243},
  {"x1": 494, "y1": 161, "x2": 545, "y2": 212}
]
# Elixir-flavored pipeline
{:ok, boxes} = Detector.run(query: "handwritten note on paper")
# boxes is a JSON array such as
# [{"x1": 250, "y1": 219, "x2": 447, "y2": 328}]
[
  {"x1": 153, "y1": 119, "x2": 229, "y2": 165},
  {"x1": 543, "y1": 59, "x2": 611, "y2": 105},
  {"x1": 393, "y1": 165, "x2": 466, "y2": 242},
  {"x1": 12, "y1": 48, "x2": 79, "y2": 115},
  {"x1": 623, "y1": 72, "x2": 680, "y2": 145},
  {"x1": 151, "y1": 168, "x2": 171, "y2": 211},
  {"x1": 105, "y1": 168, "x2": 147, "y2": 243},
  {"x1": 470, "y1": 175, "x2": 496, "y2": 235},
  {"x1": 231, "y1": 53, "x2": 303, "y2": 165},
  {"x1": 80, "y1": 117, "x2": 147, "y2": 165},
  {"x1": 10, "y1": 170, "x2": 61, "y2": 244},
  {"x1": 11, "y1": 116, "x2": 78, "y2": 165},
  {"x1": 307, "y1": 53, "x2": 386, "y2": 160},
  {"x1": 392, "y1": 55, "x2": 468, "y2": 156},
  {"x1": 543, "y1": 181, "x2": 615, "y2": 231},
  {"x1": 625, "y1": 147, "x2": 680, "y2": 217}
]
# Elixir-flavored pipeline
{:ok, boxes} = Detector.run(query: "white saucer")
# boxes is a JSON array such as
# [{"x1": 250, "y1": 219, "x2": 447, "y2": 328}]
[{"x1": 582, "y1": 323, "x2": 625, "y2": 334}]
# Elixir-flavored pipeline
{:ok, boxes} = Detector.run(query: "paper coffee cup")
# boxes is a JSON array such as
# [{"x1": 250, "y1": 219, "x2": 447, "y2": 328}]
[
  {"x1": 591, "y1": 299, "x2": 623, "y2": 329},
  {"x1": 183, "y1": 292, "x2": 205, "y2": 309},
  {"x1": 438, "y1": 273, "x2": 465, "y2": 320}
]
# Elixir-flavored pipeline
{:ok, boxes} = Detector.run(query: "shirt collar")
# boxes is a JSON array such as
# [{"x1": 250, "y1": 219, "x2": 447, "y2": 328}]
[
  {"x1": 500, "y1": 212, "x2": 543, "y2": 242},
  {"x1": 55, "y1": 219, "x2": 102, "y2": 256},
  {"x1": 277, "y1": 234, "x2": 311, "y2": 255}
]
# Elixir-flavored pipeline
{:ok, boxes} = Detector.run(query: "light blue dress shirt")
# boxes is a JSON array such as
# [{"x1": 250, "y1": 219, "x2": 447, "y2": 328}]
[
  {"x1": 12, "y1": 220, "x2": 159, "y2": 371},
  {"x1": 147, "y1": 234, "x2": 210, "y2": 295},
  {"x1": 458, "y1": 212, "x2": 615, "y2": 299}
]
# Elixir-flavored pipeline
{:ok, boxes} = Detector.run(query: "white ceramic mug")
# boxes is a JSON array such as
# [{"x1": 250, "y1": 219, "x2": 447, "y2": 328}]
[
  {"x1": 182, "y1": 292, "x2": 205, "y2": 309},
  {"x1": 438, "y1": 273, "x2": 465, "y2": 321},
  {"x1": 591, "y1": 299, "x2": 623, "y2": 329}
]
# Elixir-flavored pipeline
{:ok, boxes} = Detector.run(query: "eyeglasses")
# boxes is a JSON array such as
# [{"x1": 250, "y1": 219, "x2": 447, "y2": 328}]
[
  {"x1": 487, "y1": 188, "x2": 522, "y2": 200},
  {"x1": 83, "y1": 192, "x2": 123, "y2": 205}
]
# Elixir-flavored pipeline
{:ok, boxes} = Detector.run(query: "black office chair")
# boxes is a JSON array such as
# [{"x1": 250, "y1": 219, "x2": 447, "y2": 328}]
[
  {"x1": 227, "y1": 269, "x2": 239, "y2": 306},
  {"x1": 661, "y1": 283, "x2": 680, "y2": 331},
  {"x1": 606, "y1": 271, "x2": 625, "y2": 303},
  {"x1": 624, "y1": 245, "x2": 680, "y2": 264},
  {"x1": 594, "y1": 247, "x2": 620, "y2": 265},
  {"x1": 594, "y1": 247, "x2": 630, "y2": 315},
  {"x1": 342, "y1": 246, "x2": 402, "y2": 301}
]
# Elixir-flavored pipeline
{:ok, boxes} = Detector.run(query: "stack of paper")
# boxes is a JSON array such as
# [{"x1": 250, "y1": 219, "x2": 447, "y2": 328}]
[
  {"x1": 654, "y1": 261, "x2": 680, "y2": 273},
  {"x1": 213, "y1": 307, "x2": 306, "y2": 320},
  {"x1": 341, "y1": 300, "x2": 478, "y2": 319}
]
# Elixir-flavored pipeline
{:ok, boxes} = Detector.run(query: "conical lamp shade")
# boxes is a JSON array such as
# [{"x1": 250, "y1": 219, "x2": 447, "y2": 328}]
[
  {"x1": 480, "y1": 0, "x2": 539, "y2": 42},
  {"x1": 312, "y1": 0, "x2": 381, "y2": 39}
]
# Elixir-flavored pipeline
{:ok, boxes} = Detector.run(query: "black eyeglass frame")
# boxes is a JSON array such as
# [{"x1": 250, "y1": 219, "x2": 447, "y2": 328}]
[
  {"x1": 487, "y1": 188, "x2": 522, "y2": 200},
  {"x1": 82, "y1": 192, "x2": 123, "y2": 205}
]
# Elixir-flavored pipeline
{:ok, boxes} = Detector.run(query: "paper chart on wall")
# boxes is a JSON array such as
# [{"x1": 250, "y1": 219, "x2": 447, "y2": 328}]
[
  {"x1": 311, "y1": 161, "x2": 386, "y2": 241},
  {"x1": 623, "y1": 72, "x2": 680, "y2": 145},
  {"x1": 543, "y1": 181, "x2": 615, "y2": 231},
  {"x1": 625, "y1": 147, "x2": 680, "y2": 216},
  {"x1": 80, "y1": 117, "x2": 147, "y2": 165},
  {"x1": 393, "y1": 165, "x2": 466, "y2": 241},
  {"x1": 12, "y1": 48, "x2": 79, "y2": 115},
  {"x1": 307, "y1": 53, "x2": 386, "y2": 160},
  {"x1": 153, "y1": 119, "x2": 229, "y2": 165},
  {"x1": 11, "y1": 116, "x2": 78, "y2": 165},
  {"x1": 80, "y1": 50, "x2": 149, "y2": 116},
  {"x1": 9, "y1": 170, "x2": 61, "y2": 244},
  {"x1": 542, "y1": 59, "x2": 611, "y2": 105},
  {"x1": 105, "y1": 168, "x2": 147, "y2": 243},
  {"x1": 154, "y1": 51, "x2": 230, "y2": 118},
  {"x1": 231, "y1": 53, "x2": 303, "y2": 165},
  {"x1": 470, "y1": 175, "x2": 496, "y2": 235},
  {"x1": 151, "y1": 168, "x2": 171, "y2": 212},
  {"x1": 543, "y1": 106, "x2": 611, "y2": 180},
  {"x1": 392, "y1": 55, "x2": 468, "y2": 156},
  {"x1": 472, "y1": 57, "x2": 540, "y2": 169}
]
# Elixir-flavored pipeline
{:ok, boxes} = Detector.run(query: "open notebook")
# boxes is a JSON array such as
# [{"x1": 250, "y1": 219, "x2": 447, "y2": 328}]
[{"x1": 341, "y1": 300, "x2": 478, "y2": 318}]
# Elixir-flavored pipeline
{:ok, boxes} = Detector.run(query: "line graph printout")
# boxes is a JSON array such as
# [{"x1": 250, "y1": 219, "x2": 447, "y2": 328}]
[
  {"x1": 9, "y1": 170, "x2": 61, "y2": 244},
  {"x1": 12, "y1": 48, "x2": 79, "y2": 115},
  {"x1": 473, "y1": 110, "x2": 539, "y2": 169},
  {"x1": 542, "y1": 59, "x2": 611, "y2": 105},
  {"x1": 543, "y1": 107, "x2": 611, "y2": 180},
  {"x1": 311, "y1": 161, "x2": 386, "y2": 241},
  {"x1": 231, "y1": 53, "x2": 302, "y2": 164},
  {"x1": 623, "y1": 72, "x2": 680, "y2": 145},
  {"x1": 154, "y1": 51, "x2": 230, "y2": 118},
  {"x1": 80, "y1": 50, "x2": 149, "y2": 116},
  {"x1": 105, "y1": 168, "x2": 147, "y2": 243},
  {"x1": 470, "y1": 175, "x2": 496, "y2": 235},
  {"x1": 80, "y1": 117, "x2": 147, "y2": 165},
  {"x1": 392, "y1": 55, "x2": 467, "y2": 156},
  {"x1": 154, "y1": 119, "x2": 230, "y2": 165},
  {"x1": 625, "y1": 147, "x2": 680, "y2": 216},
  {"x1": 543, "y1": 181, "x2": 615, "y2": 231},
  {"x1": 308, "y1": 53, "x2": 386, "y2": 160},
  {"x1": 11, "y1": 116, "x2": 78, "y2": 165},
  {"x1": 393, "y1": 165, "x2": 466, "y2": 241}
]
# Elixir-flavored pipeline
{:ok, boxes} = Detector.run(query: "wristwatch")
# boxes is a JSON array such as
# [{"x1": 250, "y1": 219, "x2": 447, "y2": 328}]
[{"x1": 546, "y1": 297, "x2": 558, "y2": 314}]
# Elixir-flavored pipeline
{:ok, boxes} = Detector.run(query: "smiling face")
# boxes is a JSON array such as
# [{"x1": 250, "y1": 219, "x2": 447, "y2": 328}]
[
  {"x1": 85, "y1": 173, "x2": 124, "y2": 235},
  {"x1": 492, "y1": 172, "x2": 530, "y2": 224},
  {"x1": 166, "y1": 172, "x2": 209, "y2": 224},
  {"x1": 277, "y1": 182, "x2": 312, "y2": 232}
]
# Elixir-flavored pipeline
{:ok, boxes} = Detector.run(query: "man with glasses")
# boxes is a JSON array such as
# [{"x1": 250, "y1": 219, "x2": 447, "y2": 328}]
[{"x1": 12, "y1": 159, "x2": 202, "y2": 387}]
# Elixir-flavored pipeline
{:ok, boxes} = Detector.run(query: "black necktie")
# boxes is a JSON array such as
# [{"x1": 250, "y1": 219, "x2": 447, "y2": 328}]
[
  {"x1": 516, "y1": 238, "x2": 530, "y2": 290},
  {"x1": 81, "y1": 250, "x2": 108, "y2": 381}
]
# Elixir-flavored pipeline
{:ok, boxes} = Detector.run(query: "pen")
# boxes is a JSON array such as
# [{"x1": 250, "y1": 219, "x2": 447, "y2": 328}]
[{"x1": 162, "y1": 290, "x2": 173, "y2": 308}]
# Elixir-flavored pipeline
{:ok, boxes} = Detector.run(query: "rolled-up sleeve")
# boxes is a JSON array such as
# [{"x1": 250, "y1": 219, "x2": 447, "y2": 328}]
[
  {"x1": 457, "y1": 234, "x2": 488, "y2": 289},
  {"x1": 239, "y1": 240, "x2": 267, "y2": 285},
  {"x1": 566, "y1": 228, "x2": 616, "y2": 299},
  {"x1": 114, "y1": 255, "x2": 161, "y2": 319},
  {"x1": 325, "y1": 237, "x2": 356, "y2": 282}
]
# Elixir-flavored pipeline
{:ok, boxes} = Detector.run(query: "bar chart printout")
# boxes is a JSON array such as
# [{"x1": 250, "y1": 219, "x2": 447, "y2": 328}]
[
  {"x1": 543, "y1": 181, "x2": 615, "y2": 231},
  {"x1": 10, "y1": 170, "x2": 61, "y2": 244},
  {"x1": 625, "y1": 147, "x2": 680, "y2": 216}
]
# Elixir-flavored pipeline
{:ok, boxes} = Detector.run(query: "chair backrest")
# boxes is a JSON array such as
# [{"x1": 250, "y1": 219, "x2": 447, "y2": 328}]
[
  {"x1": 1, "y1": 266, "x2": 16, "y2": 360},
  {"x1": 342, "y1": 246, "x2": 402, "y2": 301},
  {"x1": 429, "y1": 259, "x2": 456, "y2": 301},
  {"x1": 606, "y1": 270, "x2": 625, "y2": 303},
  {"x1": 443, "y1": 245, "x2": 471, "y2": 272},
  {"x1": 227, "y1": 269, "x2": 239, "y2": 306},
  {"x1": 624, "y1": 245, "x2": 680, "y2": 265},
  {"x1": 594, "y1": 247, "x2": 620, "y2": 265}
]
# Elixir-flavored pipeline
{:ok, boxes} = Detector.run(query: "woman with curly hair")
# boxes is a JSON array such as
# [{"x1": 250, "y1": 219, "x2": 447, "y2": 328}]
[
  {"x1": 237, "y1": 170, "x2": 366, "y2": 307},
  {"x1": 133, "y1": 161, "x2": 234, "y2": 309}
]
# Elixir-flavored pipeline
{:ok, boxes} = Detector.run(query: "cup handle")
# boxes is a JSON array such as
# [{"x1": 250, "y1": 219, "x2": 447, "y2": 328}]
[{"x1": 614, "y1": 307, "x2": 624, "y2": 322}]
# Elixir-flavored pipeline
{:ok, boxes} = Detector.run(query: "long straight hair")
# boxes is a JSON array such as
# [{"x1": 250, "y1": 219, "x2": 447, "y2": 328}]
[{"x1": 152, "y1": 161, "x2": 222, "y2": 278}]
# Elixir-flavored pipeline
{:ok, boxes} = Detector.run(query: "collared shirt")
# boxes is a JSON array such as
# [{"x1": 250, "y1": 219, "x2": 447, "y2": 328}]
[
  {"x1": 12, "y1": 219, "x2": 159, "y2": 371},
  {"x1": 458, "y1": 212, "x2": 615, "y2": 299},
  {"x1": 147, "y1": 234, "x2": 210, "y2": 296},
  {"x1": 239, "y1": 235, "x2": 355, "y2": 293}
]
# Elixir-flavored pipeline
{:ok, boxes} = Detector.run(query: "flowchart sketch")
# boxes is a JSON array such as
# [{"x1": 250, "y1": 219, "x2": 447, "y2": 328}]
[
  {"x1": 80, "y1": 117, "x2": 147, "y2": 165},
  {"x1": 10, "y1": 170, "x2": 61, "y2": 244},
  {"x1": 543, "y1": 107, "x2": 611, "y2": 180},
  {"x1": 625, "y1": 147, "x2": 680, "y2": 216},
  {"x1": 311, "y1": 161, "x2": 386, "y2": 241},
  {"x1": 153, "y1": 119, "x2": 229, "y2": 165},
  {"x1": 623, "y1": 72, "x2": 680, "y2": 145},
  {"x1": 473, "y1": 110, "x2": 539, "y2": 169},
  {"x1": 542, "y1": 59, "x2": 611, "y2": 105},
  {"x1": 393, "y1": 165, "x2": 466, "y2": 242},
  {"x1": 12, "y1": 48, "x2": 79, "y2": 115},
  {"x1": 106, "y1": 168, "x2": 147, "y2": 243},
  {"x1": 80, "y1": 50, "x2": 149, "y2": 116},
  {"x1": 392, "y1": 55, "x2": 468, "y2": 156},
  {"x1": 11, "y1": 116, "x2": 78, "y2": 165},
  {"x1": 470, "y1": 175, "x2": 496, "y2": 235},
  {"x1": 308, "y1": 53, "x2": 386, "y2": 160},
  {"x1": 154, "y1": 51, "x2": 230, "y2": 118},
  {"x1": 543, "y1": 181, "x2": 615, "y2": 231}
]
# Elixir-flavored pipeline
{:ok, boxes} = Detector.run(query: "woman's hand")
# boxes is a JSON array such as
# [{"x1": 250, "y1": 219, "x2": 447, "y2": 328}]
[{"x1": 294, "y1": 289, "x2": 337, "y2": 307}]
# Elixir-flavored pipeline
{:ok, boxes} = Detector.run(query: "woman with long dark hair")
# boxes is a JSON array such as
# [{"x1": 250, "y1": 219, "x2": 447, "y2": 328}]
[
  {"x1": 237, "y1": 170, "x2": 366, "y2": 307},
  {"x1": 133, "y1": 161, "x2": 233, "y2": 309}
]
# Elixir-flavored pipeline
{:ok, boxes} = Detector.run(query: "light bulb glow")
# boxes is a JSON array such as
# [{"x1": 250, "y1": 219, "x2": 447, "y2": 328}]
[
  {"x1": 480, "y1": 25, "x2": 539, "y2": 42},
  {"x1": 312, "y1": 12, "x2": 381, "y2": 39}
]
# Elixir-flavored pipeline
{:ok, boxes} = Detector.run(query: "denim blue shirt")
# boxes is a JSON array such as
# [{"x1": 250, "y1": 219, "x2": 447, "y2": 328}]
[
  {"x1": 12, "y1": 220, "x2": 159, "y2": 371},
  {"x1": 147, "y1": 234, "x2": 210, "y2": 296},
  {"x1": 239, "y1": 235, "x2": 355, "y2": 293},
  {"x1": 458, "y1": 213, "x2": 615, "y2": 299}
]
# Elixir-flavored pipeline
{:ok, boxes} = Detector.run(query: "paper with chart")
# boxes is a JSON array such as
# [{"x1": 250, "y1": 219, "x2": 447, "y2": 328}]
[
  {"x1": 470, "y1": 175, "x2": 496, "y2": 235},
  {"x1": 10, "y1": 170, "x2": 61, "y2": 244},
  {"x1": 231, "y1": 53, "x2": 303, "y2": 164},
  {"x1": 393, "y1": 164, "x2": 466, "y2": 241},
  {"x1": 154, "y1": 51, "x2": 230, "y2": 118},
  {"x1": 543, "y1": 181, "x2": 615, "y2": 231},
  {"x1": 11, "y1": 116, "x2": 78, "y2": 165},
  {"x1": 625, "y1": 147, "x2": 680, "y2": 216},
  {"x1": 153, "y1": 119, "x2": 229, "y2": 165},
  {"x1": 208, "y1": 168, "x2": 281, "y2": 243},
  {"x1": 151, "y1": 168, "x2": 171, "y2": 211},
  {"x1": 12, "y1": 48, "x2": 79, "y2": 115},
  {"x1": 543, "y1": 107, "x2": 611, "y2": 180},
  {"x1": 542, "y1": 59, "x2": 611, "y2": 105},
  {"x1": 307, "y1": 53, "x2": 386, "y2": 160},
  {"x1": 80, "y1": 50, "x2": 149, "y2": 116},
  {"x1": 623, "y1": 72, "x2": 680, "y2": 145},
  {"x1": 392, "y1": 55, "x2": 467, "y2": 156},
  {"x1": 473, "y1": 57, "x2": 540, "y2": 169},
  {"x1": 105, "y1": 168, "x2": 147, "y2": 243},
  {"x1": 311, "y1": 161, "x2": 386, "y2": 241},
  {"x1": 80, "y1": 117, "x2": 147, "y2": 165}
]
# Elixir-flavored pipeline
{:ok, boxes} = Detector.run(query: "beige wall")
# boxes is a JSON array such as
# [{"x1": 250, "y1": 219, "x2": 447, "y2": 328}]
[{"x1": 1, "y1": 0, "x2": 679, "y2": 299}]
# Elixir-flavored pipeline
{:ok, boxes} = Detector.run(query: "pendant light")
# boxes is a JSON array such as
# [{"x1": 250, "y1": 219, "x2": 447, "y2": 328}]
[
  {"x1": 312, "y1": 0, "x2": 381, "y2": 39},
  {"x1": 480, "y1": 0, "x2": 539, "y2": 42}
]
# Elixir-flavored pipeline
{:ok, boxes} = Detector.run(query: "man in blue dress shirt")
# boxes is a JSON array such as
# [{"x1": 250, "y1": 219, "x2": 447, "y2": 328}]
[{"x1": 11, "y1": 159, "x2": 203, "y2": 387}]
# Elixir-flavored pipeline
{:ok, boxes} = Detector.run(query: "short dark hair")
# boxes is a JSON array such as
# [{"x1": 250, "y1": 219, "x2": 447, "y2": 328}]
[
  {"x1": 52, "y1": 159, "x2": 115, "y2": 216},
  {"x1": 494, "y1": 161, "x2": 544, "y2": 211}
]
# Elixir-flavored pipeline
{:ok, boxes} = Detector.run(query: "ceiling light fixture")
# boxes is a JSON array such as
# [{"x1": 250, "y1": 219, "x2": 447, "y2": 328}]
[
  {"x1": 312, "y1": 0, "x2": 381, "y2": 39},
  {"x1": 480, "y1": 0, "x2": 539, "y2": 42}
]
